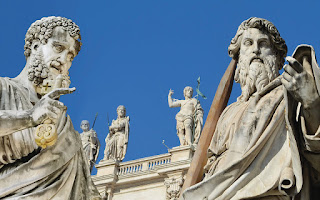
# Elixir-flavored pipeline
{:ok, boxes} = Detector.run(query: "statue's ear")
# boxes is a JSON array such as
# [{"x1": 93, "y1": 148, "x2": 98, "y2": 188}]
[{"x1": 31, "y1": 40, "x2": 40, "y2": 52}]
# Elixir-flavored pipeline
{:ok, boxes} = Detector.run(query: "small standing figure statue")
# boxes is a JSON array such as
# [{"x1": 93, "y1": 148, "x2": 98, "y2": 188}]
[
  {"x1": 168, "y1": 86, "x2": 204, "y2": 146},
  {"x1": 103, "y1": 105, "x2": 130, "y2": 162},
  {"x1": 80, "y1": 120, "x2": 100, "y2": 172}
]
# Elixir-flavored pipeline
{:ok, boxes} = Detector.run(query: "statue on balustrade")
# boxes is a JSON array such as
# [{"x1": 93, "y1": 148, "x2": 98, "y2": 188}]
[
  {"x1": 183, "y1": 17, "x2": 320, "y2": 200},
  {"x1": 168, "y1": 86, "x2": 204, "y2": 146},
  {"x1": 80, "y1": 120, "x2": 100, "y2": 172},
  {"x1": 103, "y1": 105, "x2": 130, "y2": 162},
  {"x1": 0, "y1": 16, "x2": 100, "y2": 199}
]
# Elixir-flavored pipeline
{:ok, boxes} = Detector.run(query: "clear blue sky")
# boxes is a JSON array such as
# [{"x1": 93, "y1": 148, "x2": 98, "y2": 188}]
[{"x1": 1, "y1": 1, "x2": 319, "y2": 174}]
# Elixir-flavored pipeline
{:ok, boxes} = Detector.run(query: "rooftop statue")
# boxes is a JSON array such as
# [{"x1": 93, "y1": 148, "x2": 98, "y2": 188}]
[
  {"x1": 182, "y1": 17, "x2": 320, "y2": 200},
  {"x1": 168, "y1": 87, "x2": 204, "y2": 146},
  {"x1": 103, "y1": 105, "x2": 130, "y2": 162},
  {"x1": 0, "y1": 16, "x2": 101, "y2": 199},
  {"x1": 80, "y1": 120, "x2": 100, "y2": 172}
]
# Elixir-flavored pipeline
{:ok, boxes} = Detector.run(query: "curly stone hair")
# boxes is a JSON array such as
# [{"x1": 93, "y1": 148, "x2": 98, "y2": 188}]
[
  {"x1": 24, "y1": 16, "x2": 81, "y2": 58},
  {"x1": 228, "y1": 17, "x2": 287, "y2": 68}
]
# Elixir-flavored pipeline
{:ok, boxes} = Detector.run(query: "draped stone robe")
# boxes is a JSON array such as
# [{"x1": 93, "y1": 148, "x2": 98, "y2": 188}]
[
  {"x1": 182, "y1": 46, "x2": 320, "y2": 200},
  {"x1": 104, "y1": 117, "x2": 129, "y2": 161},
  {"x1": 0, "y1": 77, "x2": 101, "y2": 200},
  {"x1": 81, "y1": 129, "x2": 100, "y2": 172}
]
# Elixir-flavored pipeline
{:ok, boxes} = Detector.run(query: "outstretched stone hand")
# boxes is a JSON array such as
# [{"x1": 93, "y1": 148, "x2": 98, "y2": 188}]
[
  {"x1": 281, "y1": 56, "x2": 319, "y2": 109},
  {"x1": 31, "y1": 87, "x2": 76, "y2": 125},
  {"x1": 169, "y1": 89, "x2": 174, "y2": 96},
  {"x1": 32, "y1": 87, "x2": 76, "y2": 148}
]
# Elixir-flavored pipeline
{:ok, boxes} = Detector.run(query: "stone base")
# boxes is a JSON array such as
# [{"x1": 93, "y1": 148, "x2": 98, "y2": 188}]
[
  {"x1": 93, "y1": 145, "x2": 195, "y2": 200},
  {"x1": 96, "y1": 160, "x2": 120, "y2": 176},
  {"x1": 169, "y1": 145, "x2": 195, "y2": 162}
]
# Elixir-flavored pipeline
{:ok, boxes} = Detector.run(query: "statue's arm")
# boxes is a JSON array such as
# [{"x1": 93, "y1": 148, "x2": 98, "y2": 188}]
[
  {"x1": 168, "y1": 89, "x2": 181, "y2": 108},
  {"x1": 0, "y1": 87, "x2": 71, "y2": 136},
  {"x1": 0, "y1": 83, "x2": 33, "y2": 135},
  {"x1": 0, "y1": 110, "x2": 34, "y2": 136}
]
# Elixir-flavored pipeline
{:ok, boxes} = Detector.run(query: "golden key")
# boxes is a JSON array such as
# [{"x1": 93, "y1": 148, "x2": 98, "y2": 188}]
[{"x1": 35, "y1": 119, "x2": 57, "y2": 148}]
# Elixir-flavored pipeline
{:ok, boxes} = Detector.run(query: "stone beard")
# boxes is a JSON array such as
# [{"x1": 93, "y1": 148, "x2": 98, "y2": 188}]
[
  {"x1": 236, "y1": 52, "x2": 279, "y2": 101},
  {"x1": 28, "y1": 51, "x2": 49, "y2": 85},
  {"x1": 27, "y1": 50, "x2": 71, "y2": 88}
]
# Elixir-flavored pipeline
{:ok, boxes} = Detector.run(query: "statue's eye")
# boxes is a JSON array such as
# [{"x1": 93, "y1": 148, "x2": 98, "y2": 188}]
[
  {"x1": 243, "y1": 40, "x2": 252, "y2": 46},
  {"x1": 53, "y1": 44, "x2": 65, "y2": 52},
  {"x1": 259, "y1": 41, "x2": 268, "y2": 47}
]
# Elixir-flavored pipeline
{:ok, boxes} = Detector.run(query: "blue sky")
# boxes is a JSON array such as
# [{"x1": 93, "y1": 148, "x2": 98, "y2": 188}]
[{"x1": 1, "y1": 1, "x2": 319, "y2": 174}]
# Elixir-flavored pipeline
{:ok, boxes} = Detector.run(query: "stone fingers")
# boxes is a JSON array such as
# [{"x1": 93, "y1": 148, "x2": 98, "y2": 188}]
[
  {"x1": 282, "y1": 56, "x2": 305, "y2": 93},
  {"x1": 32, "y1": 96, "x2": 67, "y2": 125},
  {"x1": 46, "y1": 99, "x2": 67, "y2": 123},
  {"x1": 282, "y1": 66, "x2": 297, "y2": 91},
  {"x1": 47, "y1": 87, "x2": 76, "y2": 99},
  {"x1": 49, "y1": 99, "x2": 67, "y2": 110},
  {"x1": 286, "y1": 56, "x2": 303, "y2": 73},
  {"x1": 281, "y1": 77, "x2": 294, "y2": 91},
  {"x1": 45, "y1": 108, "x2": 59, "y2": 123}
]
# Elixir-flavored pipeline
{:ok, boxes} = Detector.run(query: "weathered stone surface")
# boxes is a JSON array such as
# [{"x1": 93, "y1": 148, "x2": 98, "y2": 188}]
[
  {"x1": 168, "y1": 87, "x2": 204, "y2": 146},
  {"x1": 103, "y1": 105, "x2": 130, "y2": 162},
  {"x1": 182, "y1": 17, "x2": 320, "y2": 200},
  {"x1": 94, "y1": 145, "x2": 194, "y2": 200},
  {"x1": 80, "y1": 120, "x2": 100, "y2": 172},
  {"x1": 0, "y1": 16, "x2": 100, "y2": 199}
]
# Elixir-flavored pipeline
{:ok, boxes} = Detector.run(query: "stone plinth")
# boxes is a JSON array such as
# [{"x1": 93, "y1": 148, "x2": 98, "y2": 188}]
[
  {"x1": 92, "y1": 145, "x2": 195, "y2": 200},
  {"x1": 169, "y1": 145, "x2": 195, "y2": 162},
  {"x1": 96, "y1": 160, "x2": 120, "y2": 177}
]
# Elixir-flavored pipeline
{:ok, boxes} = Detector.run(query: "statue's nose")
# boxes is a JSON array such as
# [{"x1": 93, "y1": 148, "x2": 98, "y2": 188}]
[{"x1": 252, "y1": 42, "x2": 260, "y2": 55}]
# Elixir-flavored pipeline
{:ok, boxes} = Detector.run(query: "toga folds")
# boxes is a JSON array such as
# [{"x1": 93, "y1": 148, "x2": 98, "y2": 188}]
[
  {"x1": 105, "y1": 117, "x2": 130, "y2": 161},
  {"x1": 182, "y1": 45, "x2": 320, "y2": 200},
  {"x1": 0, "y1": 77, "x2": 101, "y2": 199},
  {"x1": 81, "y1": 129, "x2": 100, "y2": 172}
]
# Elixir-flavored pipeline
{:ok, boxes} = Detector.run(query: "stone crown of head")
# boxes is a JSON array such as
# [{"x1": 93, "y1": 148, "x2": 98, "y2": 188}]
[
  {"x1": 24, "y1": 16, "x2": 82, "y2": 59},
  {"x1": 117, "y1": 105, "x2": 126, "y2": 115},
  {"x1": 228, "y1": 17, "x2": 287, "y2": 68},
  {"x1": 81, "y1": 120, "x2": 90, "y2": 126}
]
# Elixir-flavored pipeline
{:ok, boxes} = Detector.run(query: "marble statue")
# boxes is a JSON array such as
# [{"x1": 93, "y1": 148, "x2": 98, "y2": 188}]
[
  {"x1": 0, "y1": 16, "x2": 101, "y2": 199},
  {"x1": 182, "y1": 17, "x2": 320, "y2": 200},
  {"x1": 80, "y1": 120, "x2": 100, "y2": 172},
  {"x1": 168, "y1": 87, "x2": 203, "y2": 146},
  {"x1": 103, "y1": 105, "x2": 130, "y2": 161}
]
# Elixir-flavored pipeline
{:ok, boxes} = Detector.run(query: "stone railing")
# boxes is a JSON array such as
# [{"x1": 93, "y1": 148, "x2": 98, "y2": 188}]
[
  {"x1": 117, "y1": 153, "x2": 171, "y2": 175},
  {"x1": 118, "y1": 163, "x2": 143, "y2": 175},
  {"x1": 147, "y1": 157, "x2": 171, "y2": 170}
]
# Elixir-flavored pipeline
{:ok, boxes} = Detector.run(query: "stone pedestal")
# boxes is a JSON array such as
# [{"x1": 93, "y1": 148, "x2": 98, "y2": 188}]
[
  {"x1": 92, "y1": 145, "x2": 195, "y2": 200},
  {"x1": 169, "y1": 145, "x2": 195, "y2": 162},
  {"x1": 96, "y1": 160, "x2": 120, "y2": 177}
]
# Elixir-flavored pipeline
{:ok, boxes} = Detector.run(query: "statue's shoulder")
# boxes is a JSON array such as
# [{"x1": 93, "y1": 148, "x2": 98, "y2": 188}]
[
  {"x1": 190, "y1": 98, "x2": 199, "y2": 104},
  {"x1": 90, "y1": 129, "x2": 97, "y2": 136},
  {"x1": 192, "y1": 98, "x2": 198, "y2": 102},
  {"x1": 0, "y1": 77, "x2": 8, "y2": 85},
  {"x1": 0, "y1": 77, "x2": 3, "y2": 91},
  {"x1": 0, "y1": 77, "x2": 15, "y2": 93}
]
